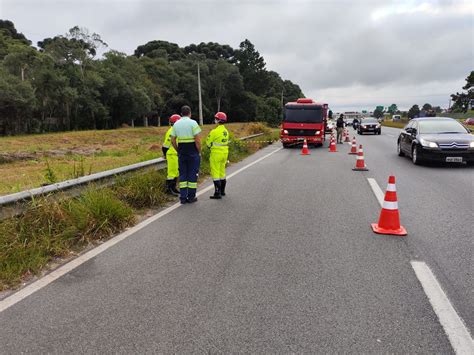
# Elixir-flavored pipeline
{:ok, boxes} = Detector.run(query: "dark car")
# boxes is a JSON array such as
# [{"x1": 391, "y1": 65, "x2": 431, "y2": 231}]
[
  {"x1": 397, "y1": 117, "x2": 474, "y2": 165},
  {"x1": 358, "y1": 118, "x2": 381, "y2": 135}
]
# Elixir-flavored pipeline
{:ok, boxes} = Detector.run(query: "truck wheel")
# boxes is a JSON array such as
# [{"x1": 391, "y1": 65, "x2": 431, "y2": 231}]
[{"x1": 283, "y1": 143, "x2": 290, "y2": 149}]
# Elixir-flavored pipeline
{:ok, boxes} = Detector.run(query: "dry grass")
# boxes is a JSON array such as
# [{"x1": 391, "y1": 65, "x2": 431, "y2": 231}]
[{"x1": 0, "y1": 123, "x2": 264, "y2": 195}]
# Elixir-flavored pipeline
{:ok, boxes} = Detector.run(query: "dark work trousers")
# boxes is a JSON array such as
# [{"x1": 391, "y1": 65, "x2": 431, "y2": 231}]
[{"x1": 178, "y1": 143, "x2": 201, "y2": 202}]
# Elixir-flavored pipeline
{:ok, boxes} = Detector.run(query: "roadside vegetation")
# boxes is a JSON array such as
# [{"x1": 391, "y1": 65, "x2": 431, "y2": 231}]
[
  {"x1": 380, "y1": 114, "x2": 474, "y2": 132},
  {"x1": 0, "y1": 123, "x2": 268, "y2": 195},
  {"x1": 0, "y1": 123, "x2": 276, "y2": 290}
]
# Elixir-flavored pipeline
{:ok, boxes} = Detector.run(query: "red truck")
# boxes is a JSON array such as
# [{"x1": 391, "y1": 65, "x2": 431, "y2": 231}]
[{"x1": 280, "y1": 98, "x2": 328, "y2": 148}]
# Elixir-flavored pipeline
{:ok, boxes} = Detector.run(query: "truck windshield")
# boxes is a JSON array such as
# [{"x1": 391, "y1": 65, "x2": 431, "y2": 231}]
[{"x1": 284, "y1": 107, "x2": 323, "y2": 123}]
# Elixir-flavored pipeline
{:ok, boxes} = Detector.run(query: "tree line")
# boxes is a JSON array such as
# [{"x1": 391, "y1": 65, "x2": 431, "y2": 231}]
[
  {"x1": 371, "y1": 72, "x2": 473, "y2": 120},
  {"x1": 0, "y1": 20, "x2": 304, "y2": 135}
]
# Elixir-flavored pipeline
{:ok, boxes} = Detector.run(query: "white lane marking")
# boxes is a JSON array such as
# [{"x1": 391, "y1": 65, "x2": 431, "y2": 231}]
[
  {"x1": 386, "y1": 133, "x2": 395, "y2": 137},
  {"x1": 367, "y1": 178, "x2": 384, "y2": 207},
  {"x1": 411, "y1": 261, "x2": 474, "y2": 354},
  {"x1": 0, "y1": 147, "x2": 283, "y2": 313}
]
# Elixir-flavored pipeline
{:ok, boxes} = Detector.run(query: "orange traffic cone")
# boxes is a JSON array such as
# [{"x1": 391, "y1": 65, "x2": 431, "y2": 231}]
[
  {"x1": 352, "y1": 144, "x2": 368, "y2": 171},
  {"x1": 348, "y1": 137, "x2": 357, "y2": 155},
  {"x1": 344, "y1": 129, "x2": 350, "y2": 142},
  {"x1": 329, "y1": 136, "x2": 337, "y2": 152},
  {"x1": 371, "y1": 176, "x2": 407, "y2": 236},
  {"x1": 301, "y1": 139, "x2": 310, "y2": 155}
]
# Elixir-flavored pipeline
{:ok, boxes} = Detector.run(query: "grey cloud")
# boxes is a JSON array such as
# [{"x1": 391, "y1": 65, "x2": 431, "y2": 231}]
[{"x1": 3, "y1": 0, "x2": 472, "y2": 111}]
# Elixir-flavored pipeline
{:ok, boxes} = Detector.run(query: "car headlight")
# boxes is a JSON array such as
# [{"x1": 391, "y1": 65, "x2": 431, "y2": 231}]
[
  {"x1": 470, "y1": 142, "x2": 474, "y2": 148},
  {"x1": 283, "y1": 130, "x2": 288, "y2": 134},
  {"x1": 315, "y1": 130, "x2": 320, "y2": 135},
  {"x1": 376, "y1": 124, "x2": 381, "y2": 128},
  {"x1": 362, "y1": 125, "x2": 367, "y2": 128},
  {"x1": 420, "y1": 138, "x2": 438, "y2": 148}
]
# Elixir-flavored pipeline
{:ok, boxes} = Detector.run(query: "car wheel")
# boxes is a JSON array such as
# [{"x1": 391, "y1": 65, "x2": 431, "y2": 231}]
[
  {"x1": 378, "y1": 130, "x2": 381, "y2": 135},
  {"x1": 412, "y1": 145, "x2": 421, "y2": 165},
  {"x1": 397, "y1": 140, "x2": 405, "y2": 156},
  {"x1": 357, "y1": 130, "x2": 361, "y2": 135}
]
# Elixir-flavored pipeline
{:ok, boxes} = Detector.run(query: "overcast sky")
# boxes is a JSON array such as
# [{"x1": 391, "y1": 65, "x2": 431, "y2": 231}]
[{"x1": 2, "y1": 0, "x2": 473, "y2": 111}]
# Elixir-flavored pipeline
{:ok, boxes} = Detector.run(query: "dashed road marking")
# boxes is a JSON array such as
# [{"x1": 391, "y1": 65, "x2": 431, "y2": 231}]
[
  {"x1": 367, "y1": 178, "x2": 384, "y2": 207},
  {"x1": 0, "y1": 147, "x2": 283, "y2": 313},
  {"x1": 411, "y1": 261, "x2": 474, "y2": 354},
  {"x1": 368, "y1": 178, "x2": 473, "y2": 354}
]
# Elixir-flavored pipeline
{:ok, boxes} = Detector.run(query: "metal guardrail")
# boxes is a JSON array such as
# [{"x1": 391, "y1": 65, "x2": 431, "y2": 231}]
[{"x1": 0, "y1": 133, "x2": 265, "y2": 219}]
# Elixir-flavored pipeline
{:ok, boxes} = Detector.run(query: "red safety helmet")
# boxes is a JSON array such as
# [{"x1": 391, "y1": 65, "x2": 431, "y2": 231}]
[
  {"x1": 169, "y1": 114, "x2": 181, "y2": 124},
  {"x1": 214, "y1": 112, "x2": 227, "y2": 122}
]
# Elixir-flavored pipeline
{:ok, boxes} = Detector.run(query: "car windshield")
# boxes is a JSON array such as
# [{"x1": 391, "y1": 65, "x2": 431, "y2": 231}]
[
  {"x1": 418, "y1": 120, "x2": 468, "y2": 134},
  {"x1": 361, "y1": 119, "x2": 378, "y2": 124},
  {"x1": 284, "y1": 106, "x2": 323, "y2": 123}
]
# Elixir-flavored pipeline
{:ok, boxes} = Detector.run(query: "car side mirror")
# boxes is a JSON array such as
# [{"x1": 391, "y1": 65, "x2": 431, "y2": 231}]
[{"x1": 405, "y1": 127, "x2": 412, "y2": 133}]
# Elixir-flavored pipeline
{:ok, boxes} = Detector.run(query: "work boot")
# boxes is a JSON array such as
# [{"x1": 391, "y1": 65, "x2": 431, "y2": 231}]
[
  {"x1": 166, "y1": 179, "x2": 179, "y2": 196},
  {"x1": 220, "y1": 179, "x2": 227, "y2": 196},
  {"x1": 171, "y1": 178, "x2": 180, "y2": 194},
  {"x1": 210, "y1": 180, "x2": 222, "y2": 199}
]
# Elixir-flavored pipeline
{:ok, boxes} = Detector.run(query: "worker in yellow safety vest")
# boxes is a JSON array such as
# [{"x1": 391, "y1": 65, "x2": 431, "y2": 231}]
[
  {"x1": 162, "y1": 114, "x2": 181, "y2": 195},
  {"x1": 206, "y1": 112, "x2": 229, "y2": 199}
]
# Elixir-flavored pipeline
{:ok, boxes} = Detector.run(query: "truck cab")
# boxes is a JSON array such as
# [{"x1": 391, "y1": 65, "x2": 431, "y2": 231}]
[{"x1": 280, "y1": 98, "x2": 328, "y2": 148}]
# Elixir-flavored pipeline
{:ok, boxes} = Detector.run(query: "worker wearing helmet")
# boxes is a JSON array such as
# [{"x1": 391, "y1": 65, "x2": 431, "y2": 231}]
[
  {"x1": 170, "y1": 105, "x2": 202, "y2": 204},
  {"x1": 162, "y1": 114, "x2": 181, "y2": 195},
  {"x1": 206, "y1": 112, "x2": 229, "y2": 199}
]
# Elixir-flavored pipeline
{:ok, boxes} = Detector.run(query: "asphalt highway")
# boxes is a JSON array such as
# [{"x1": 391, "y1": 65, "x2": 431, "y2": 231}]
[{"x1": 0, "y1": 128, "x2": 472, "y2": 353}]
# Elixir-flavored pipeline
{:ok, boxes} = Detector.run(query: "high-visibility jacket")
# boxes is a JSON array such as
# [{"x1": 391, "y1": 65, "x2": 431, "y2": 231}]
[
  {"x1": 206, "y1": 124, "x2": 229, "y2": 153},
  {"x1": 163, "y1": 127, "x2": 177, "y2": 156}
]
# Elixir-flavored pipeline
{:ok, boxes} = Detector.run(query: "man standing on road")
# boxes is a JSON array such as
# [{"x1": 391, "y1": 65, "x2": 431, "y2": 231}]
[
  {"x1": 171, "y1": 106, "x2": 202, "y2": 204},
  {"x1": 336, "y1": 114, "x2": 345, "y2": 144},
  {"x1": 162, "y1": 114, "x2": 181, "y2": 196},
  {"x1": 206, "y1": 112, "x2": 229, "y2": 200},
  {"x1": 352, "y1": 117, "x2": 359, "y2": 130}
]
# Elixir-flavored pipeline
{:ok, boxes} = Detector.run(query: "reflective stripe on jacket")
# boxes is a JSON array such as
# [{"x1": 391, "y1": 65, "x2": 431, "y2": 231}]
[{"x1": 170, "y1": 116, "x2": 201, "y2": 143}]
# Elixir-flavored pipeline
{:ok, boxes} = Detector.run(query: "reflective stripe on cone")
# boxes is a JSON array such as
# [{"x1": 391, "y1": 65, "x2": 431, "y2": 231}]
[{"x1": 371, "y1": 175, "x2": 407, "y2": 236}]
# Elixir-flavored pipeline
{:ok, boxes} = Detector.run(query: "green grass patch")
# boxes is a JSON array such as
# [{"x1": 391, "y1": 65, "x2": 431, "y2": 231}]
[
  {"x1": 381, "y1": 120, "x2": 406, "y2": 129},
  {"x1": 0, "y1": 188, "x2": 135, "y2": 290},
  {"x1": 113, "y1": 170, "x2": 171, "y2": 209}
]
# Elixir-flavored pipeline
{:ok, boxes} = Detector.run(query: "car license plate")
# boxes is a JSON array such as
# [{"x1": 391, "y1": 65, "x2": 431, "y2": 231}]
[{"x1": 446, "y1": 157, "x2": 463, "y2": 162}]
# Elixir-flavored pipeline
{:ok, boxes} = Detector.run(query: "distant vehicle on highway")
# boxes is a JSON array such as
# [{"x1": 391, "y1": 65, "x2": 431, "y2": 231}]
[
  {"x1": 357, "y1": 118, "x2": 381, "y2": 135},
  {"x1": 397, "y1": 117, "x2": 474, "y2": 165},
  {"x1": 392, "y1": 115, "x2": 401, "y2": 121},
  {"x1": 464, "y1": 118, "x2": 474, "y2": 125},
  {"x1": 280, "y1": 98, "x2": 328, "y2": 148}
]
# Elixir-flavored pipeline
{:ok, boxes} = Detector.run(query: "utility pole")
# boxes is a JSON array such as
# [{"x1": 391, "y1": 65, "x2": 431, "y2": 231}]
[{"x1": 197, "y1": 62, "x2": 203, "y2": 126}]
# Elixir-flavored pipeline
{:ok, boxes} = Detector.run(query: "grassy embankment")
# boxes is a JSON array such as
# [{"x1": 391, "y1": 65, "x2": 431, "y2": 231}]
[
  {"x1": 0, "y1": 123, "x2": 279, "y2": 290},
  {"x1": 0, "y1": 123, "x2": 270, "y2": 195}
]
